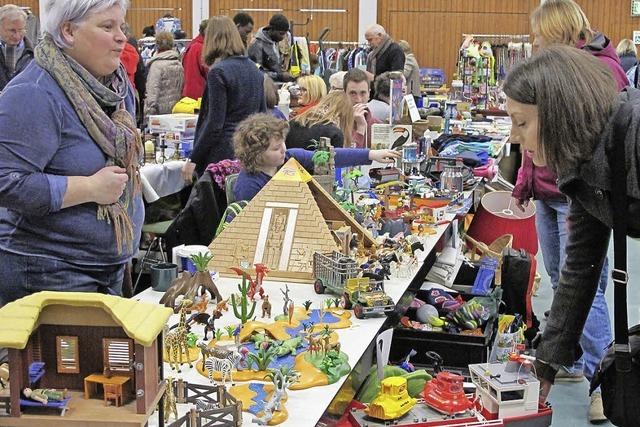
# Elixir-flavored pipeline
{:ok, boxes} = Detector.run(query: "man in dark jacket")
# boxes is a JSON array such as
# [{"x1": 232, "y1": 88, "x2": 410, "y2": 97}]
[
  {"x1": 363, "y1": 24, "x2": 405, "y2": 82},
  {"x1": 0, "y1": 4, "x2": 34, "y2": 91},
  {"x1": 248, "y1": 13, "x2": 294, "y2": 82}
]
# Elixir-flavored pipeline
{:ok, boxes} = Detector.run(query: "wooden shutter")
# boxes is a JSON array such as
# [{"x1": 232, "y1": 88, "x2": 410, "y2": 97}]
[
  {"x1": 56, "y1": 336, "x2": 79, "y2": 374},
  {"x1": 102, "y1": 338, "x2": 133, "y2": 374}
]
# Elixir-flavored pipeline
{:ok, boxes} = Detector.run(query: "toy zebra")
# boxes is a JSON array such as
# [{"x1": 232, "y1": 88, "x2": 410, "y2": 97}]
[
  {"x1": 204, "y1": 356, "x2": 234, "y2": 385},
  {"x1": 195, "y1": 398, "x2": 220, "y2": 412}
]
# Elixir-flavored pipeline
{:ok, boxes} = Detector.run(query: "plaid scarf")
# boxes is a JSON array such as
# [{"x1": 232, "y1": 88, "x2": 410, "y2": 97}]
[
  {"x1": 366, "y1": 35, "x2": 393, "y2": 76},
  {"x1": 34, "y1": 35, "x2": 142, "y2": 253}
]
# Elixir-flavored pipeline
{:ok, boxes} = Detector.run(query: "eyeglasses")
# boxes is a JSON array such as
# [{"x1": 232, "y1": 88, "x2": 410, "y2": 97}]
[{"x1": 299, "y1": 87, "x2": 308, "y2": 93}]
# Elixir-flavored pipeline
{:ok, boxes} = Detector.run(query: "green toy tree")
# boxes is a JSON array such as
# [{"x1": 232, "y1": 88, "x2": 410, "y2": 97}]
[
  {"x1": 247, "y1": 344, "x2": 277, "y2": 371},
  {"x1": 191, "y1": 251, "x2": 214, "y2": 271},
  {"x1": 215, "y1": 328, "x2": 224, "y2": 341},
  {"x1": 231, "y1": 274, "x2": 257, "y2": 324},
  {"x1": 225, "y1": 325, "x2": 235, "y2": 337}
]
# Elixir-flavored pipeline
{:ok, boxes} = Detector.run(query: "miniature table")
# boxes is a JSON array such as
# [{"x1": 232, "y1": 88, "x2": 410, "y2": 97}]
[{"x1": 83, "y1": 374, "x2": 130, "y2": 401}]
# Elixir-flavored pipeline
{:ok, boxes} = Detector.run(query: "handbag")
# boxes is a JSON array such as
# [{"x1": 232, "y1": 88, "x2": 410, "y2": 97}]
[{"x1": 590, "y1": 100, "x2": 640, "y2": 427}]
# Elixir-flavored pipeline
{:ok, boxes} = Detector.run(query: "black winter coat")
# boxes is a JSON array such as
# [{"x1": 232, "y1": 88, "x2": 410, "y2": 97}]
[{"x1": 0, "y1": 38, "x2": 34, "y2": 91}]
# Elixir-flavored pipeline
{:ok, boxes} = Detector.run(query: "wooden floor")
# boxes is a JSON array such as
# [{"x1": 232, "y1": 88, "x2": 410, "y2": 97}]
[{"x1": 0, "y1": 390, "x2": 159, "y2": 427}]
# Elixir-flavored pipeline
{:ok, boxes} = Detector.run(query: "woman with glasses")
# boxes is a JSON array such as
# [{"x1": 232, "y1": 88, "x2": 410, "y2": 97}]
[{"x1": 291, "y1": 74, "x2": 327, "y2": 117}]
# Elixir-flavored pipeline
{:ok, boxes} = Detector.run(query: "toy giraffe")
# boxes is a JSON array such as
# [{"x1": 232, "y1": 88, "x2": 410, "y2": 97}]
[
  {"x1": 164, "y1": 299, "x2": 193, "y2": 372},
  {"x1": 163, "y1": 377, "x2": 178, "y2": 421}
]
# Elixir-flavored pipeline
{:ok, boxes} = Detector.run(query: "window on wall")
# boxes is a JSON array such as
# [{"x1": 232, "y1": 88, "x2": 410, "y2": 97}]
[
  {"x1": 103, "y1": 338, "x2": 134, "y2": 374},
  {"x1": 56, "y1": 336, "x2": 79, "y2": 374}
]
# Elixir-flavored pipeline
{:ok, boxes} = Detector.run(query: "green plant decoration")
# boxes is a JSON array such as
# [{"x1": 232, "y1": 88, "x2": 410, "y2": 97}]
[
  {"x1": 311, "y1": 150, "x2": 330, "y2": 167},
  {"x1": 215, "y1": 328, "x2": 224, "y2": 341},
  {"x1": 190, "y1": 251, "x2": 214, "y2": 272},
  {"x1": 325, "y1": 298, "x2": 334, "y2": 309},
  {"x1": 247, "y1": 344, "x2": 277, "y2": 371},
  {"x1": 303, "y1": 300, "x2": 312, "y2": 312},
  {"x1": 340, "y1": 201, "x2": 356, "y2": 215},
  {"x1": 333, "y1": 298, "x2": 341, "y2": 308},
  {"x1": 231, "y1": 275, "x2": 257, "y2": 324},
  {"x1": 225, "y1": 325, "x2": 235, "y2": 337}
]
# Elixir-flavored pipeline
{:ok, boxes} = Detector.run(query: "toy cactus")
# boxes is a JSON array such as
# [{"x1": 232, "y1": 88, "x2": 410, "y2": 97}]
[{"x1": 231, "y1": 274, "x2": 257, "y2": 324}]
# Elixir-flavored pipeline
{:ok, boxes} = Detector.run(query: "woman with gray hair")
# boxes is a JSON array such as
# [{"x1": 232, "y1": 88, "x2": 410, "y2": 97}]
[{"x1": 0, "y1": 0, "x2": 143, "y2": 304}]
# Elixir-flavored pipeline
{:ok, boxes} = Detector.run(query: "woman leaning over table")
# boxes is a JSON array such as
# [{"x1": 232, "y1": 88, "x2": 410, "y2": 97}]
[{"x1": 0, "y1": 0, "x2": 143, "y2": 304}]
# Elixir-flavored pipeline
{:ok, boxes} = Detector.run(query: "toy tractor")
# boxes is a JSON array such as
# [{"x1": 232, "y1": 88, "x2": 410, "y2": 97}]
[{"x1": 313, "y1": 251, "x2": 395, "y2": 319}]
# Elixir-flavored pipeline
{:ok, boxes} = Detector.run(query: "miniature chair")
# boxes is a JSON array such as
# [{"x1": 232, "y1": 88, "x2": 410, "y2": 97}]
[
  {"x1": 103, "y1": 383, "x2": 122, "y2": 407},
  {"x1": 133, "y1": 219, "x2": 173, "y2": 294}
]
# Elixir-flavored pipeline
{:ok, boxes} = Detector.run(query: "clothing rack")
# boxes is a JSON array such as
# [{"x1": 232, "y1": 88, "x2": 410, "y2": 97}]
[{"x1": 462, "y1": 33, "x2": 530, "y2": 40}]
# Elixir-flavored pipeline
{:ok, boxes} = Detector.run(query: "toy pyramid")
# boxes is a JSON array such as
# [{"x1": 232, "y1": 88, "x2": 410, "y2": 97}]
[{"x1": 209, "y1": 158, "x2": 376, "y2": 282}]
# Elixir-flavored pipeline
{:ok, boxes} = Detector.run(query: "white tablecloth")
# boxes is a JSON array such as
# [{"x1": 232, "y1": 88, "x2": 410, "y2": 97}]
[{"x1": 140, "y1": 160, "x2": 188, "y2": 202}]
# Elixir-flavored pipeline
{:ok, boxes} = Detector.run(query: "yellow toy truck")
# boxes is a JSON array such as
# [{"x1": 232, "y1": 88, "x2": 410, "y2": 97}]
[{"x1": 365, "y1": 376, "x2": 417, "y2": 420}]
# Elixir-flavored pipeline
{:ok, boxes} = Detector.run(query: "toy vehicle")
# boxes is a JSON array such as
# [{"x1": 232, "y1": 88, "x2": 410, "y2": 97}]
[
  {"x1": 365, "y1": 376, "x2": 417, "y2": 420},
  {"x1": 313, "y1": 251, "x2": 395, "y2": 319},
  {"x1": 421, "y1": 371, "x2": 476, "y2": 415}
]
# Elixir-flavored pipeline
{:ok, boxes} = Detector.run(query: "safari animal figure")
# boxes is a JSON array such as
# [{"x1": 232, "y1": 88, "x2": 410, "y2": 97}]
[
  {"x1": 188, "y1": 289, "x2": 210, "y2": 313},
  {"x1": 213, "y1": 297, "x2": 229, "y2": 317},
  {"x1": 0, "y1": 363, "x2": 8, "y2": 389},
  {"x1": 164, "y1": 299, "x2": 193, "y2": 372},
  {"x1": 306, "y1": 335, "x2": 322, "y2": 355},
  {"x1": 163, "y1": 377, "x2": 178, "y2": 421},
  {"x1": 261, "y1": 295, "x2": 272, "y2": 318},
  {"x1": 203, "y1": 351, "x2": 241, "y2": 386}
]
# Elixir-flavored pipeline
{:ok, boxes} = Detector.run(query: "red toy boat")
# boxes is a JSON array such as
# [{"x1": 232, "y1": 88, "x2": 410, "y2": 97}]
[{"x1": 421, "y1": 372, "x2": 475, "y2": 415}]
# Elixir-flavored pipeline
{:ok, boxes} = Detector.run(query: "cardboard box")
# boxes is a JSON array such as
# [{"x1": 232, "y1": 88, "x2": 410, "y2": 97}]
[{"x1": 147, "y1": 113, "x2": 198, "y2": 138}]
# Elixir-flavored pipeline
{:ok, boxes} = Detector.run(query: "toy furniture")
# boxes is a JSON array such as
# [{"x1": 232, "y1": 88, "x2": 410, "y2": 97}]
[
  {"x1": 0, "y1": 291, "x2": 172, "y2": 426},
  {"x1": 84, "y1": 374, "x2": 130, "y2": 402},
  {"x1": 103, "y1": 383, "x2": 122, "y2": 407}
]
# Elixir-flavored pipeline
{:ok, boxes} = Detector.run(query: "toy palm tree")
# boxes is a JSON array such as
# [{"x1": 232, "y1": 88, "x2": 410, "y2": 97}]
[{"x1": 311, "y1": 137, "x2": 335, "y2": 193}]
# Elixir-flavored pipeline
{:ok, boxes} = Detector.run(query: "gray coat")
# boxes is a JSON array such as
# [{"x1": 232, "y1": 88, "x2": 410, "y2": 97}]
[
  {"x1": 536, "y1": 89, "x2": 640, "y2": 375},
  {"x1": 144, "y1": 49, "x2": 184, "y2": 118},
  {"x1": 403, "y1": 53, "x2": 421, "y2": 98}
]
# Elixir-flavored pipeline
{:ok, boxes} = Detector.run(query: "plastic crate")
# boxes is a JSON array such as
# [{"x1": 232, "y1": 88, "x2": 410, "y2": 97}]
[{"x1": 391, "y1": 289, "x2": 499, "y2": 368}]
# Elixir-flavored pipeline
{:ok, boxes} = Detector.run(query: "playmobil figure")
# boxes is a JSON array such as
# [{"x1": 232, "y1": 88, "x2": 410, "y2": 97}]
[
  {"x1": 164, "y1": 299, "x2": 194, "y2": 372},
  {"x1": 163, "y1": 378, "x2": 178, "y2": 421},
  {"x1": 23, "y1": 387, "x2": 67, "y2": 404},
  {"x1": 0, "y1": 363, "x2": 8, "y2": 388},
  {"x1": 261, "y1": 295, "x2": 272, "y2": 318}
]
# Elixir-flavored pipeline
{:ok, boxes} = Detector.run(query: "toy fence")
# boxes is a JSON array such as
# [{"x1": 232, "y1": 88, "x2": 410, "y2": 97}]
[{"x1": 166, "y1": 379, "x2": 242, "y2": 427}]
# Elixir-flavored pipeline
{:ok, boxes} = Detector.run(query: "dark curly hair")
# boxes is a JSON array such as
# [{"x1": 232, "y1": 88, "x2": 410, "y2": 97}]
[{"x1": 233, "y1": 114, "x2": 289, "y2": 173}]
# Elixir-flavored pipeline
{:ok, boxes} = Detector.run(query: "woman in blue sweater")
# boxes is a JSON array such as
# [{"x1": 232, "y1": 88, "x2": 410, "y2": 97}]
[
  {"x1": 0, "y1": 0, "x2": 143, "y2": 304},
  {"x1": 182, "y1": 16, "x2": 266, "y2": 179},
  {"x1": 232, "y1": 114, "x2": 399, "y2": 202}
]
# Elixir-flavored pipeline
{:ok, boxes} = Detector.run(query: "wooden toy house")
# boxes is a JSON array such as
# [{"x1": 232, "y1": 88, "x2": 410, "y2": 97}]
[
  {"x1": 0, "y1": 291, "x2": 172, "y2": 426},
  {"x1": 209, "y1": 157, "x2": 377, "y2": 282}
]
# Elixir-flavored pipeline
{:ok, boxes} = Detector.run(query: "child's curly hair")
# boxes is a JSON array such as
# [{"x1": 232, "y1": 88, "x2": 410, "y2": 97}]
[{"x1": 233, "y1": 114, "x2": 289, "y2": 173}]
